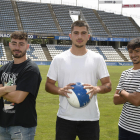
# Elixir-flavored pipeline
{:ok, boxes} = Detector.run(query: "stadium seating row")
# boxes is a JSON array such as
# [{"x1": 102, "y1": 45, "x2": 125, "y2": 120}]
[
  {"x1": 119, "y1": 47, "x2": 131, "y2": 61},
  {"x1": 27, "y1": 44, "x2": 47, "y2": 61},
  {"x1": 0, "y1": 43, "x2": 132, "y2": 62},
  {"x1": 0, "y1": 43, "x2": 7, "y2": 61},
  {"x1": 16, "y1": 1, "x2": 59, "y2": 35},
  {"x1": 98, "y1": 10, "x2": 140, "y2": 37},
  {"x1": 47, "y1": 45, "x2": 126, "y2": 62},
  {"x1": 0, "y1": 0, "x2": 139, "y2": 38},
  {"x1": 0, "y1": 0, "x2": 18, "y2": 32},
  {"x1": 0, "y1": 43, "x2": 47, "y2": 61}
]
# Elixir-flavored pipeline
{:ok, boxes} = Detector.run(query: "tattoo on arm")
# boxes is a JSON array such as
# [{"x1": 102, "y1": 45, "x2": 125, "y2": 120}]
[{"x1": 104, "y1": 85, "x2": 111, "y2": 92}]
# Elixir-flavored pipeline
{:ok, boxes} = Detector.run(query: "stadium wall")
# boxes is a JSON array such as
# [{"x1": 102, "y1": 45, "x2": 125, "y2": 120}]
[{"x1": 0, "y1": 34, "x2": 133, "y2": 42}]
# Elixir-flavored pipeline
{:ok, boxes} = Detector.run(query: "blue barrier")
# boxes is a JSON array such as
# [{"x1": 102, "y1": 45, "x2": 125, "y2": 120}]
[
  {"x1": 32, "y1": 61, "x2": 133, "y2": 66},
  {"x1": 34, "y1": 61, "x2": 51, "y2": 65},
  {"x1": 0, "y1": 61, "x2": 11, "y2": 65},
  {"x1": 106, "y1": 62, "x2": 133, "y2": 66},
  {"x1": 0, "y1": 61, "x2": 133, "y2": 66},
  {"x1": 0, "y1": 61, "x2": 52, "y2": 65}
]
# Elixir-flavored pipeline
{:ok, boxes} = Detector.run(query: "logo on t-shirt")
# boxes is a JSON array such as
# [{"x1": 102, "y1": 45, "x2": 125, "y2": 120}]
[
  {"x1": 2, "y1": 72, "x2": 18, "y2": 113},
  {"x1": 2, "y1": 72, "x2": 17, "y2": 85}
]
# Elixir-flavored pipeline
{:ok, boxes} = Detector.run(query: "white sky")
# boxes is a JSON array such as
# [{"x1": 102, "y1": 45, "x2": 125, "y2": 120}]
[{"x1": 18, "y1": 0, "x2": 140, "y2": 27}]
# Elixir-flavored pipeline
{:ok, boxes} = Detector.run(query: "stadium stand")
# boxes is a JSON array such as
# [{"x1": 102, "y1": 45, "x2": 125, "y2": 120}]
[
  {"x1": 97, "y1": 11, "x2": 140, "y2": 37},
  {"x1": 118, "y1": 46, "x2": 131, "y2": 61},
  {"x1": 27, "y1": 44, "x2": 47, "y2": 61},
  {"x1": 0, "y1": 0, "x2": 139, "y2": 38},
  {"x1": 86, "y1": 45, "x2": 124, "y2": 62},
  {"x1": 16, "y1": 1, "x2": 59, "y2": 35},
  {"x1": 86, "y1": 45, "x2": 99, "y2": 53},
  {"x1": 51, "y1": 4, "x2": 109, "y2": 37},
  {"x1": 0, "y1": 1, "x2": 140, "y2": 62},
  {"x1": 81, "y1": 8, "x2": 108, "y2": 37},
  {"x1": 0, "y1": 43, "x2": 7, "y2": 60},
  {"x1": 51, "y1": 4, "x2": 80, "y2": 35},
  {"x1": 99, "y1": 46, "x2": 124, "y2": 62},
  {"x1": 0, "y1": 0, "x2": 18, "y2": 32},
  {"x1": 47, "y1": 44, "x2": 124, "y2": 61},
  {"x1": 47, "y1": 44, "x2": 71, "y2": 59}
]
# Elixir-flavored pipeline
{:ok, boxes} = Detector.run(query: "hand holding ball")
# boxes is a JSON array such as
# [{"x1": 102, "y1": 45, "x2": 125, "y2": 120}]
[{"x1": 67, "y1": 82, "x2": 91, "y2": 108}]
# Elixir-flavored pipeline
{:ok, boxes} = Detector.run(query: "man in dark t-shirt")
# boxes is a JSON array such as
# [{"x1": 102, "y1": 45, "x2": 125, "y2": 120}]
[{"x1": 0, "y1": 31, "x2": 42, "y2": 140}]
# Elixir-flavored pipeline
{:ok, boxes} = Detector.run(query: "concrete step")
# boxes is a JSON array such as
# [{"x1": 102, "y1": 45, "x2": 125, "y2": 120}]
[
  {"x1": 4, "y1": 46, "x2": 13, "y2": 60},
  {"x1": 41, "y1": 45, "x2": 52, "y2": 61}
]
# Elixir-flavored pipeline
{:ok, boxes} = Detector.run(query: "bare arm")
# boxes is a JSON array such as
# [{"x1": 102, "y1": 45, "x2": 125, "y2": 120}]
[
  {"x1": 84, "y1": 76, "x2": 112, "y2": 99},
  {"x1": 45, "y1": 77, "x2": 75, "y2": 98},
  {"x1": 3, "y1": 90, "x2": 29, "y2": 104},
  {"x1": 113, "y1": 90, "x2": 127, "y2": 105},
  {"x1": 0, "y1": 84, "x2": 16, "y2": 97},
  {"x1": 98, "y1": 76, "x2": 112, "y2": 93},
  {"x1": 118, "y1": 90, "x2": 140, "y2": 106},
  {"x1": 0, "y1": 83, "x2": 28, "y2": 104}
]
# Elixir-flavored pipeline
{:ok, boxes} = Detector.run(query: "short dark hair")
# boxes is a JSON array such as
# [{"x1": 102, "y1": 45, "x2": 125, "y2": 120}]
[
  {"x1": 10, "y1": 31, "x2": 28, "y2": 42},
  {"x1": 127, "y1": 37, "x2": 140, "y2": 50},
  {"x1": 71, "y1": 20, "x2": 89, "y2": 32}
]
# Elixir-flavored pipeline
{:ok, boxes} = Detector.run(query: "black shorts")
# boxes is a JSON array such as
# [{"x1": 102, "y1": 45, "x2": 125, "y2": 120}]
[{"x1": 56, "y1": 116, "x2": 100, "y2": 140}]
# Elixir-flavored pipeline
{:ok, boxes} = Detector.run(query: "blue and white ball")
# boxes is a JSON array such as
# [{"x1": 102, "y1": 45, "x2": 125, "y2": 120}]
[{"x1": 67, "y1": 82, "x2": 91, "y2": 108}]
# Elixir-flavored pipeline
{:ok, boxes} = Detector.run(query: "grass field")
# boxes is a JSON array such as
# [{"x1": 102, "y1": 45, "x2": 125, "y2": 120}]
[{"x1": 35, "y1": 65, "x2": 132, "y2": 140}]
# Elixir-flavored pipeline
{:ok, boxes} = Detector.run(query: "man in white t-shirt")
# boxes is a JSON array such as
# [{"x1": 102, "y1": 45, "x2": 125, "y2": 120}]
[
  {"x1": 45, "y1": 20, "x2": 112, "y2": 140},
  {"x1": 114, "y1": 37, "x2": 140, "y2": 140}
]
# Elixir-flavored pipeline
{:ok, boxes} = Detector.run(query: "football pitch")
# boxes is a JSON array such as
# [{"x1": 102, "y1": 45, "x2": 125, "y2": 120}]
[{"x1": 35, "y1": 65, "x2": 132, "y2": 140}]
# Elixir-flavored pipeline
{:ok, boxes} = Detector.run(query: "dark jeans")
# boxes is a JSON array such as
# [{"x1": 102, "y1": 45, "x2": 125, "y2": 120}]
[
  {"x1": 56, "y1": 116, "x2": 100, "y2": 140},
  {"x1": 119, "y1": 126, "x2": 140, "y2": 140}
]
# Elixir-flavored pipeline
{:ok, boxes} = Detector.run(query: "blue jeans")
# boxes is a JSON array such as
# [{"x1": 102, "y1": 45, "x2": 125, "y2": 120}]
[
  {"x1": 119, "y1": 126, "x2": 140, "y2": 140},
  {"x1": 0, "y1": 126, "x2": 36, "y2": 140},
  {"x1": 56, "y1": 116, "x2": 100, "y2": 140}
]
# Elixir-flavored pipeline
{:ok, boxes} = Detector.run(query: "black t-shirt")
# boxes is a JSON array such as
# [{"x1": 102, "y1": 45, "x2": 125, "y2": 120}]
[{"x1": 0, "y1": 58, "x2": 42, "y2": 127}]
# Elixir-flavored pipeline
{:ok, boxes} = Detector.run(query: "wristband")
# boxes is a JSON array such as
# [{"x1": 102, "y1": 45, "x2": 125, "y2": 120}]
[{"x1": 118, "y1": 89, "x2": 123, "y2": 95}]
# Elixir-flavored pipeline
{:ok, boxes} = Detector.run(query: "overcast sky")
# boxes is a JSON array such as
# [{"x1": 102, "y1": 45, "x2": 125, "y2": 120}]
[{"x1": 18, "y1": 0, "x2": 140, "y2": 26}]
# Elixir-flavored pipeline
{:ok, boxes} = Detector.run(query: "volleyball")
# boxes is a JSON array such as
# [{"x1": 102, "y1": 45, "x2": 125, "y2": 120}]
[{"x1": 67, "y1": 82, "x2": 91, "y2": 108}]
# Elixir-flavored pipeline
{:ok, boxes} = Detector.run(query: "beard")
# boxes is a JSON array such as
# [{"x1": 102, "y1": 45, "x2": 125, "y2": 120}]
[
  {"x1": 131, "y1": 57, "x2": 140, "y2": 64},
  {"x1": 11, "y1": 50, "x2": 26, "y2": 58},
  {"x1": 74, "y1": 39, "x2": 85, "y2": 48},
  {"x1": 133, "y1": 61, "x2": 140, "y2": 64},
  {"x1": 75, "y1": 44, "x2": 84, "y2": 48}
]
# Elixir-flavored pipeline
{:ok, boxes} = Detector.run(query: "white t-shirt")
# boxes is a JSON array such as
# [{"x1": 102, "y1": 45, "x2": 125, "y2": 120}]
[{"x1": 47, "y1": 49, "x2": 109, "y2": 121}]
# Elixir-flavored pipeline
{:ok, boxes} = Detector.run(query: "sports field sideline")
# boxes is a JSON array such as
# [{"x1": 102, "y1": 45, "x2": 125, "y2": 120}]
[{"x1": 34, "y1": 65, "x2": 132, "y2": 140}]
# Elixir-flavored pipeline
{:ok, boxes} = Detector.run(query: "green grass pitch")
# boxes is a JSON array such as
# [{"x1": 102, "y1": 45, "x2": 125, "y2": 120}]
[{"x1": 35, "y1": 65, "x2": 132, "y2": 140}]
